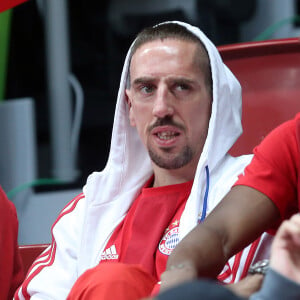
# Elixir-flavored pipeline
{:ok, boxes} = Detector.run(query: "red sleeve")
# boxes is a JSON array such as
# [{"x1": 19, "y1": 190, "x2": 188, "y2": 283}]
[
  {"x1": 234, "y1": 118, "x2": 299, "y2": 221},
  {"x1": 0, "y1": 187, "x2": 25, "y2": 300}
]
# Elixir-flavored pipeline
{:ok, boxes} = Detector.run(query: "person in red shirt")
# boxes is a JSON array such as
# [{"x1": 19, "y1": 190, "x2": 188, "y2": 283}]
[
  {"x1": 0, "y1": 186, "x2": 24, "y2": 300},
  {"x1": 160, "y1": 113, "x2": 300, "y2": 291},
  {"x1": 16, "y1": 21, "x2": 270, "y2": 300}
]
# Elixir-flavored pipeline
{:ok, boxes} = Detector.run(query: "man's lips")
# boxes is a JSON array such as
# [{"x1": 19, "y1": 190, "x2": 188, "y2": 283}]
[
  {"x1": 155, "y1": 131, "x2": 179, "y2": 140},
  {"x1": 151, "y1": 126, "x2": 181, "y2": 145}
]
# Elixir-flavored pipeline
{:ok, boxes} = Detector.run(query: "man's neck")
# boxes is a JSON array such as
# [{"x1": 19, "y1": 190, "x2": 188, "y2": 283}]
[{"x1": 152, "y1": 165, "x2": 196, "y2": 187}]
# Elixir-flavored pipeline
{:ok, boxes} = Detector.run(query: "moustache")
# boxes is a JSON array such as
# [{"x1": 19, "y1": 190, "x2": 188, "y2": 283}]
[{"x1": 148, "y1": 116, "x2": 185, "y2": 132}]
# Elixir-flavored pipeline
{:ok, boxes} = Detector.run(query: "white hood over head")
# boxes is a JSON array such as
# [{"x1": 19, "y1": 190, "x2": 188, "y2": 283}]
[{"x1": 83, "y1": 21, "x2": 245, "y2": 249}]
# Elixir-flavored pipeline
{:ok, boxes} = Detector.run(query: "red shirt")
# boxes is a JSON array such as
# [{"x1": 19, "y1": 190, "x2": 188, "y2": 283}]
[
  {"x1": 0, "y1": 187, "x2": 24, "y2": 300},
  {"x1": 101, "y1": 177, "x2": 193, "y2": 280},
  {"x1": 235, "y1": 113, "x2": 300, "y2": 226}
]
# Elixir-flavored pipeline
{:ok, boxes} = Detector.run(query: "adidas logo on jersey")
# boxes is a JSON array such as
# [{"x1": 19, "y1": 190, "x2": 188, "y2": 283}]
[{"x1": 101, "y1": 245, "x2": 119, "y2": 260}]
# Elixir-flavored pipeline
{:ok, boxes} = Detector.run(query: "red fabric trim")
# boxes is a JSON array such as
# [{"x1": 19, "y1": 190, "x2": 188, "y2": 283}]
[
  {"x1": 217, "y1": 251, "x2": 242, "y2": 284},
  {"x1": 0, "y1": 0, "x2": 28, "y2": 12},
  {"x1": 217, "y1": 238, "x2": 261, "y2": 284},
  {"x1": 217, "y1": 262, "x2": 232, "y2": 281},
  {"x1": 240, "y1": 238, "x2": 261, "y2": 279},
  {"x1": 15, "y1": 193, "x2": 84, "y2": 300},
  {"x1": 230, "y1": 251, "x2": 242, "y2": 283},
  {"x1": 21, "y1": 244, "x2": 57, "y2": 300}
]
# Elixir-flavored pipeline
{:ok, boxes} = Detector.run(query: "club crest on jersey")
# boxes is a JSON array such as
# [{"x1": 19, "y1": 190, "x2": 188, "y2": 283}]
[{"x1": 159, "y1": 226, "x2": 179, "y2": 255}]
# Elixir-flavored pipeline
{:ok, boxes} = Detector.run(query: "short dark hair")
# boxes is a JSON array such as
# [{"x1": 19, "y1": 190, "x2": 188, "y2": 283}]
[{"x1": 128, "y1": 23, "x2": 212, "y2": 95}]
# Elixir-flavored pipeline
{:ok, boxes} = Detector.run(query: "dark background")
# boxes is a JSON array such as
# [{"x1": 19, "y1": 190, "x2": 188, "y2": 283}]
[{"x1": 5, "y1": 0, "x2": 257, "y2": 189}]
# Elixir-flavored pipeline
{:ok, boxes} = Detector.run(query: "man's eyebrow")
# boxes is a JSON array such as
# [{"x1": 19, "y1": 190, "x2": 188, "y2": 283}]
[
  {"x1": 132, "y1": 77, "x2": 155, "y2": 86},
  {"x1": 167, "y1": 77, "x2": 197, "y2": 85}
]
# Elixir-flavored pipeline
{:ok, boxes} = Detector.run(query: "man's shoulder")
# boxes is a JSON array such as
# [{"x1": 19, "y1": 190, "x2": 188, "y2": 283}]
[
  {"x1": 207, "y1": 154, "x2": 253, "y2": 210},
  {"x1": 57, "y1": 192, "x2": 86, "y2": 220},
  {"x1": 213, "y1": 154, "x2": 253, "y2": 182}
]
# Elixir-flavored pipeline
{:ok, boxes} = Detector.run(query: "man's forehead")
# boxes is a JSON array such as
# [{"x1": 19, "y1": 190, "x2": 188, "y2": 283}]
[
  {"x1": 129, "y1": 39, "x2": 200, "y2": 74},
  {"x1": 130, "y1": 38, "x2": 208, "y2": 72},
  {"x1": 127, "y1": 37, "x2": 210, "y2": 89},
  {"x1": 132, "y1": 38, "x2": 198, "y2": 57},
  {"x1": 137, "y1": 43, "x2": 180, "y2": 57}
]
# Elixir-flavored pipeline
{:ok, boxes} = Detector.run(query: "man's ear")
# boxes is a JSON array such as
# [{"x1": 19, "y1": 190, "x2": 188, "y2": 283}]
[
  {"x1": 125, "y1": 89, "x2": 131, "y2": 107},
  {"x1": 125, "y1": 89, "x2": 136, "y2": 127}
]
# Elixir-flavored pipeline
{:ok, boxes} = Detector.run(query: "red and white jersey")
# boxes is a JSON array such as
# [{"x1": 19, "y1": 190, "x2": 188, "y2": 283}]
[{"x1": 15, "y1": 174, "x2": 273, "y2": 299}]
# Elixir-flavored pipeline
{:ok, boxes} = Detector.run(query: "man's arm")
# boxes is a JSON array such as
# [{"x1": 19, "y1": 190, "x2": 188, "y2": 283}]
[
  {"x1": 160, "y1": 185, "x2": 280, "y2": 291},
  {"x1": 144, "y1": 214, "x2": 300, "y2": 300},
  {"x1": 14, "y1": 194, "x2": 86, "y2": 300}
]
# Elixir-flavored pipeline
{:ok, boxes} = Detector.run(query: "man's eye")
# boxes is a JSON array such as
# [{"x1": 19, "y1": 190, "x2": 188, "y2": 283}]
[
  {"x1": 175, "y1": 84, "x2": 189, "y2": 91},
  {"x1": 140, "y1": 85, "x2": 154, "y2": 94}
]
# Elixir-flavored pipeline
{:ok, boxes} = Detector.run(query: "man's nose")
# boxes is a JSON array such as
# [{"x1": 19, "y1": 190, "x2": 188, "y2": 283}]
[{"x1": 152, "y1": 86, "x2": 174, "y2": 118}]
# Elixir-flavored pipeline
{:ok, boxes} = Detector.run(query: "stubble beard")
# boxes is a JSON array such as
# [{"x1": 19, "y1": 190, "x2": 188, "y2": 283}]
[
  {"x1": 148, "y1": 144, "x2": 194, "y2": 170},
  {"x1": 146, "y1": 116, "x2": 195, "y2": 169}
]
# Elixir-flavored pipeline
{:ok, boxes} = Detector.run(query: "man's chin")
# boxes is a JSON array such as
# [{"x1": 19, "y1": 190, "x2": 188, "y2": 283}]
[
  {"x1": 149, "y1": 153, "x2": 191, "y2": 170},
  {"x1": 148, "y1": 143, "x2": 194, "y2": 169}
]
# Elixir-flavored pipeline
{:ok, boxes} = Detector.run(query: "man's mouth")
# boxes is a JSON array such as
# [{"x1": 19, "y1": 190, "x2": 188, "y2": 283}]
[
  {"x1": 156, "y1": 131, "x2": 180, "y2": 140},
  {"x1": 151, "y1": 126, "x2": 182, "y2": 148}
]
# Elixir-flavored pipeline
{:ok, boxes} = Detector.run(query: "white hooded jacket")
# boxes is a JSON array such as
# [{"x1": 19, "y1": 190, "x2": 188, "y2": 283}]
[{"x1": 15, "y1": 21, "x2": 271, "y2": 300}]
